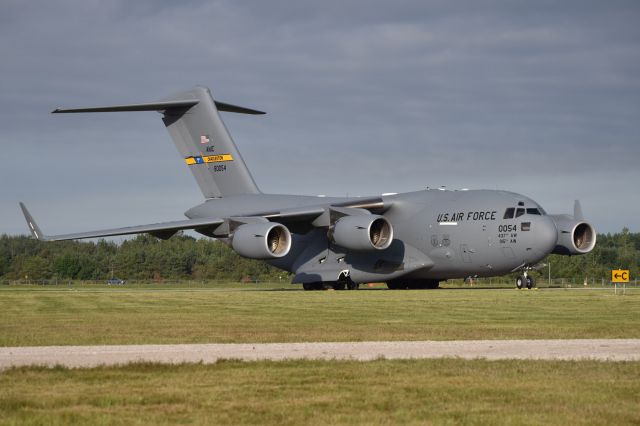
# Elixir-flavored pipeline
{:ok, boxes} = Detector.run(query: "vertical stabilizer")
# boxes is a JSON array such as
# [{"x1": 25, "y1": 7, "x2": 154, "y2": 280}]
[
  {"x1": 52, "y1": 86, "x2": 263, "y2": 199},
  {"x1": 161, "y1": 87, "x2": 261, "y2": 198}
]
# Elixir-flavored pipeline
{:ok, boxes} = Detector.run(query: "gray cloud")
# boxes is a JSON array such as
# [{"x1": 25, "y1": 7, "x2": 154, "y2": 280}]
[{"x1": 1, "y1": 0, "x2": 639, "y2": 235}]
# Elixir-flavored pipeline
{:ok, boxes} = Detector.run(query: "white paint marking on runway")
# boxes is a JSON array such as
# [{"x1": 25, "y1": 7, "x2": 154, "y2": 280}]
[{"x1": 1, "y1": 339, "x2": 639, "y2": 369}]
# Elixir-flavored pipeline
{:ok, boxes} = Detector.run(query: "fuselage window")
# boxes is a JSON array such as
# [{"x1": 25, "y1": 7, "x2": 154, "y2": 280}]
[
  {"x1": 526, "y1": 208, "x2": 541, "y2": 215},
  {"x1": 503, "y1": 208, "x2": 515, "y2": 219},
  {"x1": 515, "y1": 208, "x2": 525, "y2": 218}
]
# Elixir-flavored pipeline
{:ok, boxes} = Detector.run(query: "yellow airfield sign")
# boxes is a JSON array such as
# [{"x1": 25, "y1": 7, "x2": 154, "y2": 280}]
[{"x1": 611, "y1": 270, "x2": 629, "y2": 283}]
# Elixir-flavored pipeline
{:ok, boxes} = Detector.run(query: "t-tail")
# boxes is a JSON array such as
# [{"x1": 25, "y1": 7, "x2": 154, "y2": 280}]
[{"x1": 52, "y1": 86, "x2": 263, "y2": 198}]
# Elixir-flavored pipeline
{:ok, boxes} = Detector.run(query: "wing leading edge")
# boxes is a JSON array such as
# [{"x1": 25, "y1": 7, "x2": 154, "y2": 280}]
[{"x1": 19, "y1": 203, "x2": 224, "y2": 241}]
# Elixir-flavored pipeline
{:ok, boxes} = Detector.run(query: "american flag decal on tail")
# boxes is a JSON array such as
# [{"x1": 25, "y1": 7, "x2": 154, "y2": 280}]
[{"x1": 200, "y1": 135, "x2": 210, "y2": 144}]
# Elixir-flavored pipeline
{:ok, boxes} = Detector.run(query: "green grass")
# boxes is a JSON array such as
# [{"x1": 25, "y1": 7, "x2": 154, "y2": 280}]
[
  {"x1": 0, "y1": 286, "x2": 638, "y2": 346},
  {"x1": 1, "y1": 280, "x2": 288, "y2": 290},
  {"x1": 2, "y1": 285, "x2": 639, "y2": 425},
  {"x1": 1, "y1": 359, "x2": 639, "y2": 425}
]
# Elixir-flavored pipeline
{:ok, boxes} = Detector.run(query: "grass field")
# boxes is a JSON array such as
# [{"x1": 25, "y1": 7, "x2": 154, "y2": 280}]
[
  {"x1": 0, "y1": 284, "x2": 638, "y2": 346},
  {"x1": 2, "y1": 284, "x2": 639, "y2": 425},
  {"x1": 1, "y1": 359, "x2": 639, "y2": 425}
]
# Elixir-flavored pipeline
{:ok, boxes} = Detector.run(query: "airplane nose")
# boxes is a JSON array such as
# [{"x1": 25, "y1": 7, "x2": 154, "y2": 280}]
[{"x1": 536, "y1": 216, "x2": 558, "y2": 254}]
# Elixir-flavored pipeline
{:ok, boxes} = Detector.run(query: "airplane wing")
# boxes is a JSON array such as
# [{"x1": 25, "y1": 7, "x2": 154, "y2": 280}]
[
  {"x1": 19, "y1": 196, "x2": 391, "y2": 241},
  {"x1": 19, "y1": 203, "x2": 223, "y2": 241}
]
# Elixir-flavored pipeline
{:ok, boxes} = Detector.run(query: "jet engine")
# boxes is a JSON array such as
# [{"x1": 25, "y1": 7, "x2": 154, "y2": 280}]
[
  {"x1": 550, "y1": 216, "x2": 596, "y2": 255},
  {"x1": 329, "y1": 215, "x2": 393, "y2": 251},
  {"x1": 231, "y1": 223, "x2": 292, "y2": 259}
]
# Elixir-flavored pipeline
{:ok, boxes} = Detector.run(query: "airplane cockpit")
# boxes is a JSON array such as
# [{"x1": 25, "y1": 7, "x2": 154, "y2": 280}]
[{"x1": 502, "y1": 201, "x2": 546, "y2": 219}]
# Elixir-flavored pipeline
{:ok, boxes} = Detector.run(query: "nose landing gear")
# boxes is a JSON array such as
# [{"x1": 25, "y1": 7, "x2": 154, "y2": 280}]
[{"x1": 516, "y1": 271, "x2": 536, "y2": 289}]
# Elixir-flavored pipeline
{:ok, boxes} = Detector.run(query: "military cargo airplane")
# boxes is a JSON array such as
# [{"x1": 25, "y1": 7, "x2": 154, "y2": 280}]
[{"x1": 20, "y1": 86, "x2": 596, "y2": 290}]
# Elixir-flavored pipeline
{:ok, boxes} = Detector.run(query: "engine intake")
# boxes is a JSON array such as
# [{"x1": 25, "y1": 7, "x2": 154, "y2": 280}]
[
  {"x1": 231, "y1": 223, "x2": 292, "y2": 259},
  {"x1": 330, "y1": 215, "x2": 393, "y2": 251},
  {"x1": 550, "y1": 217, "x2": 596, "y2": 255}
]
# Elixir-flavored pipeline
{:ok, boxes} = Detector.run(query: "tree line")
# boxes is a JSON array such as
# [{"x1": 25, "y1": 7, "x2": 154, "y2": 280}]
[
  {"x1": 0, "y1": 229, "x2": 637, "y2": 282},
  {"x1": 544, "y1": 228, "x2": 638, "y2": 282},
  {"x1": 0, "y1": 234, "x2": 282, "y2": 282}
]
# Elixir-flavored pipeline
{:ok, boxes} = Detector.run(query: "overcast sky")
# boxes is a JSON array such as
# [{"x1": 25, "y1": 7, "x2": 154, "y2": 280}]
[{"x1": 1, "y1": 0, "x2": 639, "y2": 236}]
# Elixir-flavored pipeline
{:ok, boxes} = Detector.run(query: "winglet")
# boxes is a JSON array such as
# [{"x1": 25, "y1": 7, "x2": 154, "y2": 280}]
[
  {"x1": 19, "y1": 203, "x2": 47, "y2": 241},
  {"x1": 573, "y1": 200, "x2": 584, "y2": 221}
]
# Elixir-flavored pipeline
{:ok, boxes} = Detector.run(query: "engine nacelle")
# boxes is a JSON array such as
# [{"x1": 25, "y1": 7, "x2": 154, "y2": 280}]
[
  {"x1": 330, "y1": 215, "x2": 393, "y2": 251},
  {"x1": 550, "y1": 216, "x2": 596, "y2": 255},
  {"x1": 231, "y1": 223, "x2": 292, "y2": 259}
]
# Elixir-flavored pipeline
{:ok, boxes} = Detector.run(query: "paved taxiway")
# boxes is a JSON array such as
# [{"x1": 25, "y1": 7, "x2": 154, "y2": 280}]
[{"x1": 1, "y1": 339, "x2": 639, "y2": 369}]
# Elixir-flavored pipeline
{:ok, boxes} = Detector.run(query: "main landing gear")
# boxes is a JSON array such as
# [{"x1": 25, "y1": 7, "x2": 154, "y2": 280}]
[
  {"x1": 302, "y1": 272, "x2": 359, "y2": 291},
  {"x1": 515, "y1": 272, "x2": 536, "y2": 289},
  {"x1": 386, "y1": 279, "x2": 440, "y2": 290},
  {"x1": 302, "y1": 281, "x2": 360, "y2": 291}
]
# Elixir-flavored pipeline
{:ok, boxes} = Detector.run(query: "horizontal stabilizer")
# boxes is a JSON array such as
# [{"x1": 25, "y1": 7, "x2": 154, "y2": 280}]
[
  {"x1": 214, "y1": 101, "x2": 265, "y2": 115},
  {"x1": 52, "y1": 100, "x2": 199, "y2": 113},
  {"x1": 19, "y1": 203, "x2": 224, "y2": 241},
  {"x1": 52, "y1": 99, "x2": 264, "y2": 115}
]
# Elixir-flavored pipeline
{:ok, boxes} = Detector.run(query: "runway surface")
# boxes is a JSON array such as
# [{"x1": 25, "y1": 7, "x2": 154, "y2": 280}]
[{"x1": 1, "y1": 339, "x2": 639, "y2": 369}]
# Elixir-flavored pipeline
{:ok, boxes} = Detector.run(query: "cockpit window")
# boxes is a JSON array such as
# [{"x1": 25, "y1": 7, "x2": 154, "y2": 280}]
[
  {"x1": 526, "y1": 208, "x2": 541, "y2": 215},
  {"x1": 515, "y1": 208, "x2": 525, "y2": 218},
  {"x1": 503, "y1": 208, "x2": 515, "y2": 219}
]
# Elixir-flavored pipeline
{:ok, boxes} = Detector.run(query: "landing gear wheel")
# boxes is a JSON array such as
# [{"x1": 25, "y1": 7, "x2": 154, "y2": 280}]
[
  {"x1": 387, "y1": 280, "x2": 408, "y2": 289},
  {"x1": 526, "y1": 276, "x2": 535, "y2": 289},
  {"x1": 420, "y1": 280, "x2": 440, "y2": 289},
  {"x1": 515, "y1": 276, "x2": 525, "y2": 290},
  {"x1": 303, "y1": 282, "x2": 325, "y2": 291},
  {"x1": 336, "y1": 271, "x2": 357, "y2": 291},
  {"x1": 332, "y1": 282, "x2": 346, "y2": 291}
]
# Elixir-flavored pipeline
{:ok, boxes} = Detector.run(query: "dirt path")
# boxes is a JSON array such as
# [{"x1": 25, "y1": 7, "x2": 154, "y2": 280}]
[{"x1": 1, "y1": 339, "x2": 638, "y2": 369}]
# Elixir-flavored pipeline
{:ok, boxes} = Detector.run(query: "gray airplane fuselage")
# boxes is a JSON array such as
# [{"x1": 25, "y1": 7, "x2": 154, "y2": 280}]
[{"x1": 185, "y1": 189, "x2": 557, "y2": 282}]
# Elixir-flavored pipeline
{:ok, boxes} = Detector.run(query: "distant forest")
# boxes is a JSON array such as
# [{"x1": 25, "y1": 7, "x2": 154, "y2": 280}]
[{"x1": 0, "y1": 230, "x2": 637, "y2": 282}]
